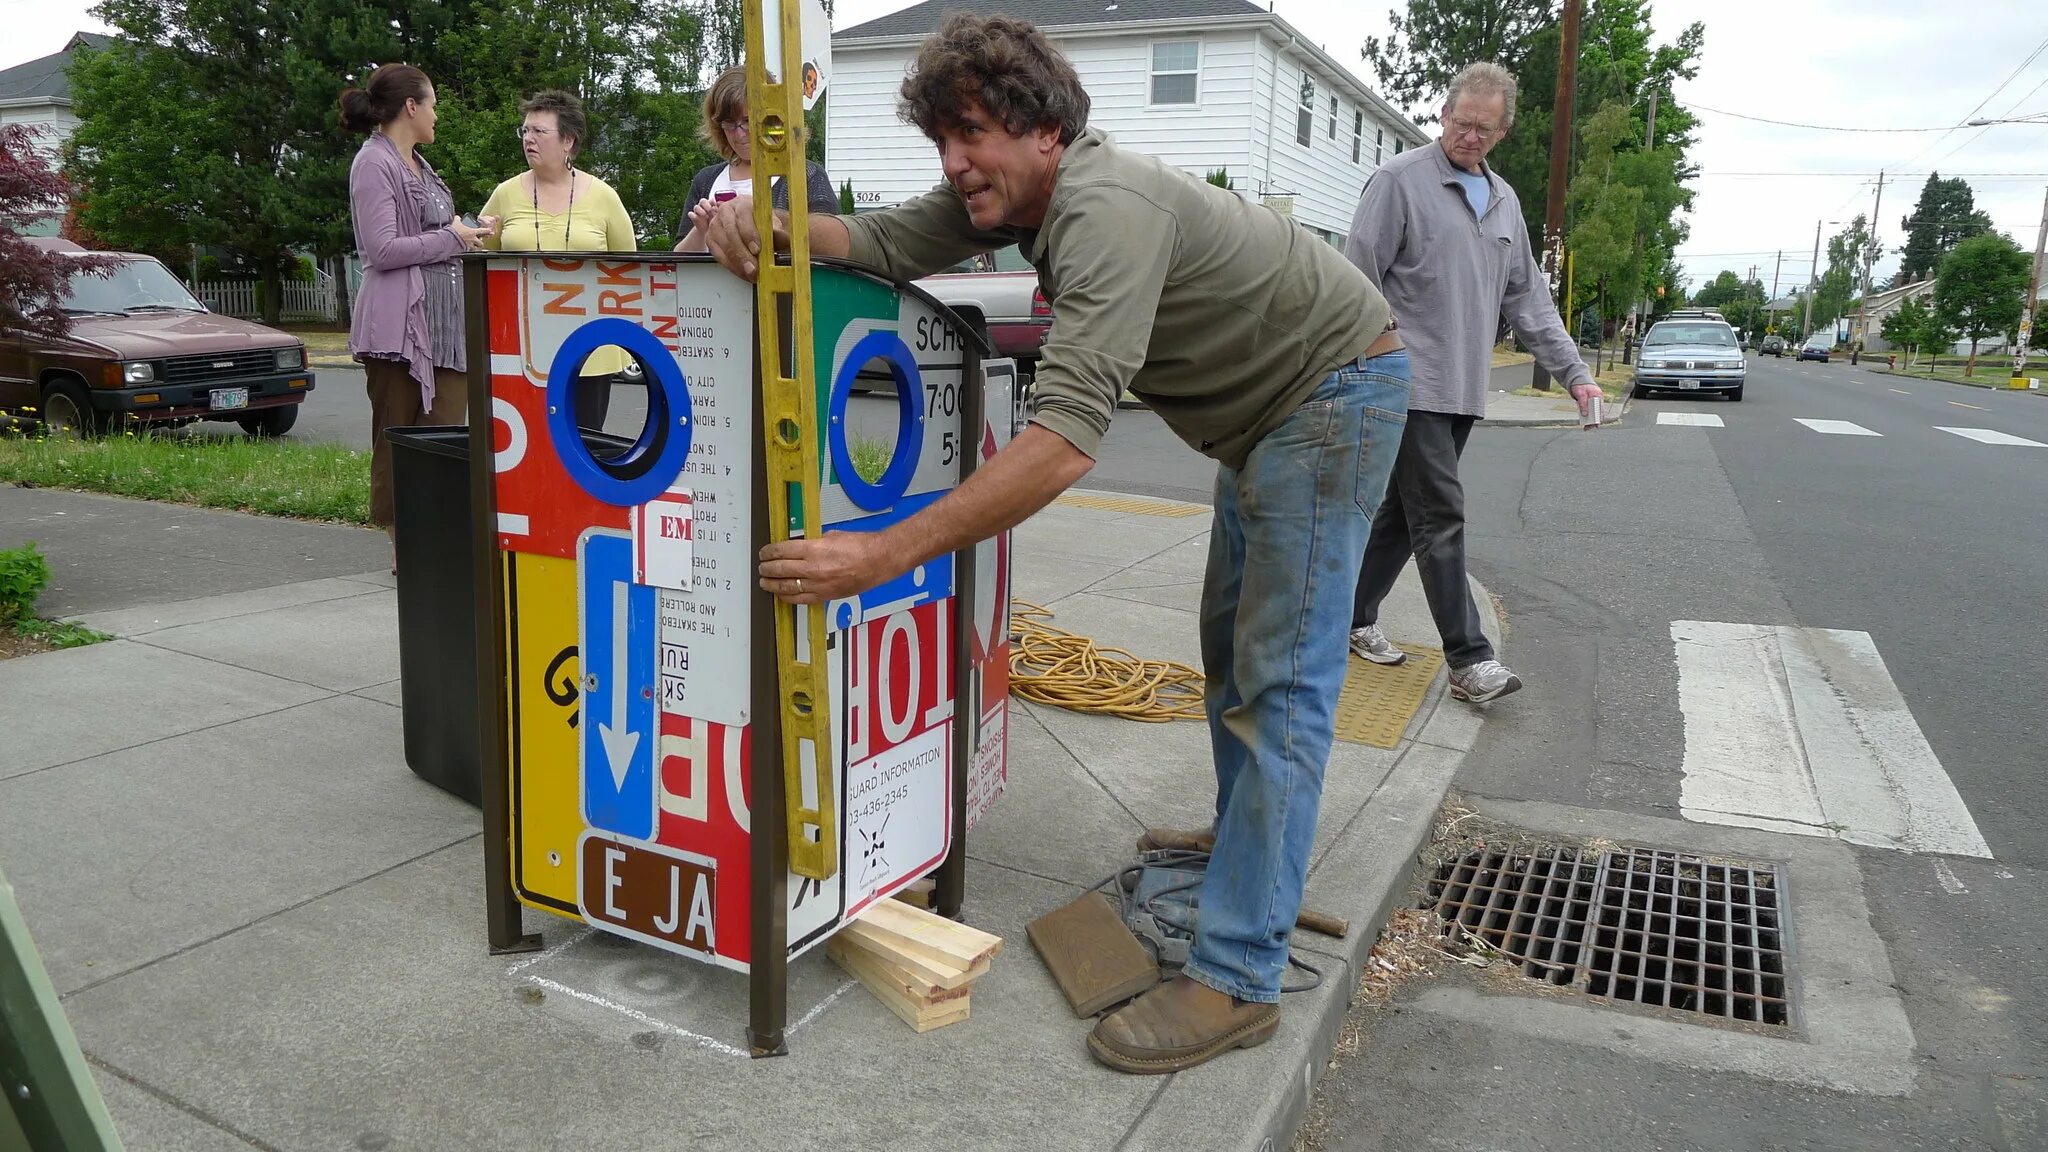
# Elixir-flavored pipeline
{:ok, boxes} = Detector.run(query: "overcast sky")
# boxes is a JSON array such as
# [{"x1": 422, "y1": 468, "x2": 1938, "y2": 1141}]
[{"x1": 9, "y1": 0, "x2": 2044, "y2": 295}]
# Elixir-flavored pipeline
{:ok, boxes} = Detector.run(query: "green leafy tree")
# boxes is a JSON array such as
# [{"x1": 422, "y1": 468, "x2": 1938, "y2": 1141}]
[
  {"x1": 1895, "y1": 173, "x2": 1992, "y2": 286},
  {"x1": 1804, "y1": 215, "x2": 1872, "y2": 335},
  {"x1": 1561, "y1": 101, "x2": 1641, "y2": 327},
  {"x1": 1933, "y1": 232, "x2": 2030, "y2": 374},
  {"x1": 1360, "y1": 0, "x2": 1552, "y2": 112},
  {"x1": 1879, "y1": 295, "x2": 1950, "y2": 367},
  {"x1": 66, "y1": 2, "x2": 357, "y2": 325},
  {"x1": 1691, "y1": 269, "x2": 1744, "y2": 308}
]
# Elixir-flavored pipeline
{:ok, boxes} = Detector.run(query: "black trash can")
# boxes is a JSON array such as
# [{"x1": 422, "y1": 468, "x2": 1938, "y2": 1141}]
[
  {"x1": 388, "y1": 424, "x2": 640, "y2": 806},
  {"x1": 388, "y1": 426, "x2": 484, "y2": 806}
]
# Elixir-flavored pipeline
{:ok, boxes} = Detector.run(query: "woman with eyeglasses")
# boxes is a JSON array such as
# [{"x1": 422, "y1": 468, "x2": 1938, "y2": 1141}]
[
  {"x1": 674, "y1": 67, "x2": 837, "y2": 252},
  {"x1": 480, "y1": 89, "x2": 636, "y2": 429}
]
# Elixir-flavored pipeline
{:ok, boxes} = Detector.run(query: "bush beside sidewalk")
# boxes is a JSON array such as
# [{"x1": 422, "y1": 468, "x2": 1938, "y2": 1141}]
[{"x1": 0, "y1": 541, "x2": 110, "y2": 659}]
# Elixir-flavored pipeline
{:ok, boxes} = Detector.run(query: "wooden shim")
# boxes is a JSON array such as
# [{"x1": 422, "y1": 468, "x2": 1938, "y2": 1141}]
[
  {"x1": 826, "y1": 935, "x2": 971, "y2": 1004},
  {"x1": 828, "y1": 937, "x2": 972, "y2": 1033},
  {"x1": 838, "y1": 919, "x2": 989, "y2": 990},
  {"x1": 856, "y1": 899, "x2": 1003, "y2": 970}
]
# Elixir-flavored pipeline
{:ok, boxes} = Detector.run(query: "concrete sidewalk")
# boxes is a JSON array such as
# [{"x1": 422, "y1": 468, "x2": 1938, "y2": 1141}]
[{"x1": 0, "y1": 487, "x2": 1493, "y2": 1152}]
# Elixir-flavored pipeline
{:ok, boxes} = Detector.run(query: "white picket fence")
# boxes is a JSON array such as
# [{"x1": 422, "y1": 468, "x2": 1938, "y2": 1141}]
[{"x1": 193, "y1": 278, "x2": 340, "y2": 323}]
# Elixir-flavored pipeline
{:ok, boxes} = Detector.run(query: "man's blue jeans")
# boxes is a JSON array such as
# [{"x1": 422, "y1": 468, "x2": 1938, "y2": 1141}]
[{"x1": 1183, "y1": 351, "x2": 1410, "y2": 1004}]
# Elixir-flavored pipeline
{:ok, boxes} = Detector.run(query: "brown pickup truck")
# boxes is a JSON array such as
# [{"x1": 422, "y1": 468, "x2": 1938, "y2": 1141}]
[{"x1": 0, "y1": 239, "x2": 313, "y2": 436}]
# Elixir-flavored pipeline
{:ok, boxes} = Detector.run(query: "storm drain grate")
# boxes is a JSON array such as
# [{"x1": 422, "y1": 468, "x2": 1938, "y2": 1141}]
[{"x1": 1426, "y1": 844, "x2": 1790, "y2": 1026}]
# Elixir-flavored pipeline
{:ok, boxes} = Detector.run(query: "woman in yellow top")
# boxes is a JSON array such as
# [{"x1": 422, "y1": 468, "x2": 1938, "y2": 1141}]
[{"x1": 481, "y1": 89, "x2": 636, "y2": 430}]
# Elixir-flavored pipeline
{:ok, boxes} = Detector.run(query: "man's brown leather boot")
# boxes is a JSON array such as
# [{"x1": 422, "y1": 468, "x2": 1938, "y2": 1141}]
[
  {"x1": 1087, "y1": 974, "x2": 1280, "y2": 1074},
  {"x1": 1135, "y1": 826, "x2": 1217, "y2": 854}
]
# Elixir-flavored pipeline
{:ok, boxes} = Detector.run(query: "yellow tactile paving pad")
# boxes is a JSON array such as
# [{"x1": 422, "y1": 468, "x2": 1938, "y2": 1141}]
[
  {"x1": 1333, "y1": 644, "x2": 1445, "y2": 748},
  {"x1": 1053, "y1": 491, "x2": 1208, "y2": 518}
]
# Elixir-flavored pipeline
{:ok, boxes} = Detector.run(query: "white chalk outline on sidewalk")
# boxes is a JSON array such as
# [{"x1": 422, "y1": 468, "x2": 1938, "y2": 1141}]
[
  {"x1": 1795, "y1": 418, "x2": 1883, "y2": 436},
  {"x1": 1935, "y1": 426, "x2": 2048, "y2": 447},
  {"x1": 506, "y1": 923, "x2": 858, "y2": 1057},
  {"x1": 1671, "y1": 620, "x2": 1991, "y2": 858}
]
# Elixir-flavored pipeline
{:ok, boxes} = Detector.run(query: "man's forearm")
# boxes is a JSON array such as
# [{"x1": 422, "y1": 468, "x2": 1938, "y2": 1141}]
[
  {"x1": 877, "y1": 424, "x2": 1092, "y2": 569},
  {"x1": 795, "y1": 212, "x2": 851, "y2": 260}
]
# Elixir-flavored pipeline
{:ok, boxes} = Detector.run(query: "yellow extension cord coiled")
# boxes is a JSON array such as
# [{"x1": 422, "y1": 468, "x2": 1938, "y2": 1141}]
[{"x1": 1007, "y1": 599, "x2": 1206, "y2": 723}]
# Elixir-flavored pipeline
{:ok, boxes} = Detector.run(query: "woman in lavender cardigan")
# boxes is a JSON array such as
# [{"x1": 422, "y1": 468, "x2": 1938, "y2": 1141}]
[{"x1": 341, "y1": 64, "x2": 494, "y2": 538}]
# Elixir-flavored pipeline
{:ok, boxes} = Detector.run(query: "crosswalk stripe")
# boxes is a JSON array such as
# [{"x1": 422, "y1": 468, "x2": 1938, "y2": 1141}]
[
  {"x1": 1656, "y1": 412, "x2": 1725, "y2": 427},
  {"x1": 1936, "y1": 426, "x2": 2047, "y2": 447},
  {"x1": 1796, "y1": 418, "x2": 1882, "y2": 436},
  {"x1": 1671, "y1": 621, "x2": 1990, "y2": 857}
]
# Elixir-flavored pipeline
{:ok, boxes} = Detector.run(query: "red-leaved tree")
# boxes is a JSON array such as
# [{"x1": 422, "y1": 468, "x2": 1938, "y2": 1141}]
[{"x1": 0, "y1": 124, "x2": 106, "y2": 339}]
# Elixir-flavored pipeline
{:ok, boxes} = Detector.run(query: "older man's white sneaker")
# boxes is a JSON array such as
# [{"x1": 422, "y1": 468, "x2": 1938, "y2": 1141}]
[
  {"x1": 1348, "y1": 624, "x2": 1408, "y2": 666},
  {"x1": 1448, "y1": 659, "x2": 1521, "y2": 703}
]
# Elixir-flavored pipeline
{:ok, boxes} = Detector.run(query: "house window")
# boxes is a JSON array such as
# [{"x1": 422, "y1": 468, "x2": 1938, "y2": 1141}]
[
  {"x1": 1150, "y1": 40, "x2": 1199, "y2": 105},
  {"x1": 1352, "y1": 111, "x2": 1364, "y2": 162},
  {"x1": 1297, "y1": 77, "x2": 1315, "y2": 147},
  {"x1": 1375, "y1": 126, "x2": 1384, "y2": 164},
  {"x1": 1394, "y1": 138, "x2": 1404, "y2": 155},
  {"x1": 1328, "y1": 96, "x2": 1338, "y2": 140}
]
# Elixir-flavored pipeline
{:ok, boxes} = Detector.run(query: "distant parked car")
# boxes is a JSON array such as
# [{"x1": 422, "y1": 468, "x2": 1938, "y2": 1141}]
[
  {"x1": 1632, "y1": 317, "x2": 1747, "y2": 400},
  {"x1": 915, "y1": 244, "x2": 1051, "y2": 378},
  {"x1": 0, "y1": 239, "x2": 313, "y2": 436},
  {"x1": 1797, "y1": 336, "x2": 1832, "y2": 363},
  {"x1": 1761, "y1": 334, "x2": 1786, "y2": 356}
]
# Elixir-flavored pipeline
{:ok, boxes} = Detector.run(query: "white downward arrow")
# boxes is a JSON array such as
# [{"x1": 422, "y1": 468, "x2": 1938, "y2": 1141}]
[{"x1": 597, "y1": 580, "x2": 641, "y2": 792}]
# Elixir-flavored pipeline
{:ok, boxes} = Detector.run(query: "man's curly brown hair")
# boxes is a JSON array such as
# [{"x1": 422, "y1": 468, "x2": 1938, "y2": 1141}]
[{"x1": 898, "y1": 13, "x2": 1091, "y2": 145}]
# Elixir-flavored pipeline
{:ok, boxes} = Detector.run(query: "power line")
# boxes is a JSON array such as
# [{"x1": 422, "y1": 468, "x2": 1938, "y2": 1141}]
[
  {"x1": 1686, "y1": 103, "x2": 1971, "y2": 133},
  {"x1": 1694, "y1": 171, "x2": 2048, "y2": 178}
]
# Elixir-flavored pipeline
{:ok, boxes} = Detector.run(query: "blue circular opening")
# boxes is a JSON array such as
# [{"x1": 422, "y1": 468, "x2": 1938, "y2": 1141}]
[
  {"x1": 828, "y1": 330, "x2": 925, "y2": 511},
  {"x1": 545, "y1": 318, "x2": 694, "y2": 507}
]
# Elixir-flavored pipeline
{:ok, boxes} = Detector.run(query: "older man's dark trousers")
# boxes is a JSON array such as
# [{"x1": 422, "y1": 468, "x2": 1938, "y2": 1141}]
[{"x1": 1349, "y1": 409, "x2": 1494, "y2": 668}]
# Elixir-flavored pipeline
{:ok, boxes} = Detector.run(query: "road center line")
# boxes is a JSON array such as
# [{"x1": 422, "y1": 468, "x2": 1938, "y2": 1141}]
[
  {"x1": 1948, "y1": 400, "x2": 1986, "y2": 410},
  {"x1": 1889, "y1": 388, "x2": 1912, "y2": 395},
  {"x1": 1671, "y1": 620, "x2": 1991, "y2": 858}
]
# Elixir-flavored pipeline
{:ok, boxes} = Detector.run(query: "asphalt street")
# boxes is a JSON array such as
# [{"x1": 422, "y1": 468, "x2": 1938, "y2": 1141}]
[{"x1": 1308, "y1": 352, "x2": 2048, "y2": 1151}]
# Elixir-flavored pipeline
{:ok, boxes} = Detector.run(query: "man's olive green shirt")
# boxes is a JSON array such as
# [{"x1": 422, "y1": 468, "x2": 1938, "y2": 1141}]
[{"x1": 841, "y1": 128, "x2": 1391, "y2": 469}]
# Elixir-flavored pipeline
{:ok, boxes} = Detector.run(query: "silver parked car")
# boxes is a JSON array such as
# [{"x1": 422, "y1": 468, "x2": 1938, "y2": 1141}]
[{"x1": 1632, "y1": 318, "x2": 1746, "y2": 401}]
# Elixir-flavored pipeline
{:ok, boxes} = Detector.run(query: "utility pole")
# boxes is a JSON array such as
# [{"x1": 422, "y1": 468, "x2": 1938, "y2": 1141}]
[
  {"x1": 1531, "y1": 0, "x2": 1583, "y2": 392},
  {"x1": 1802, "y1": 218, "x2": 1822, "y2": 341},
  {"x1": 1625, "y1": 82, "x2": 1661, "y2": 366},
  {"x1": 2011, "y1": 184, "x2": 2048, "y2": 390},
  {"x1": 1768, "y1": 249, "x2": 1782, "y2": 335},
  {"x1": 1851, "y1": 170, "x2": 1884, "y2": 363}
]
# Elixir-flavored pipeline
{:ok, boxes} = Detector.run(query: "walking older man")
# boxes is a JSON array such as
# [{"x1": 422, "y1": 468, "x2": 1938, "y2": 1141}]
[
  {"x1": 694, "y1": 13, "x2": 1409, "y2": 1073},
  {"x1": 1343, "y1": 62, "x2": 1599, "y2": 703}
]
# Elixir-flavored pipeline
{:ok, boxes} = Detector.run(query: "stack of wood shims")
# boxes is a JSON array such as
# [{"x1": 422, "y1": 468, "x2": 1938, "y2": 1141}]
[{"x1": 827, "y1": 897, "x2": 1002, "y2": 1033}]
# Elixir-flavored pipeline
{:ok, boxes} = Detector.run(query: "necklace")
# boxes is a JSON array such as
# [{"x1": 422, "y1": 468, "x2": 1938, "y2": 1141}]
[{"x1": 532, "y1": 168, "x2": 576, "y2": 247}]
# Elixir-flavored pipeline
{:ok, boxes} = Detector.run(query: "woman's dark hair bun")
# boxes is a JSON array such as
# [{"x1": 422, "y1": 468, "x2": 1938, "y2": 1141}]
[
  {"x1": 338, "y1": 87, "x2": 377, "y2": 133},
  {"x1": 338, "y1": 64, "x2": 431, "y2": 134}
]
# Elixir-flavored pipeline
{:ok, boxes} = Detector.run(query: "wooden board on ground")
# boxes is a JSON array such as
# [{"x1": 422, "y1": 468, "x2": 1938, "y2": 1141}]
[
  {"x1": 828, "y1": 937, "x2": 973, "y2": 1032},
  {"x1": 852, "y1": 899, "x2": 1002, "y2": 971}
]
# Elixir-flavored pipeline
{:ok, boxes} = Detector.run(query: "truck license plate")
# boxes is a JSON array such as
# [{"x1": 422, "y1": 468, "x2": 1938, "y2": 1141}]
[{"x1": 210, "y1": 387, "x2": 250, "y2": 411}]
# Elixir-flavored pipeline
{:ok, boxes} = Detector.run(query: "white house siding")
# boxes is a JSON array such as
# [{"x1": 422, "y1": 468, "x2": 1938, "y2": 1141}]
[
  {"x1": 827, "y1": 30, "x2": 1260, "y2": 212},
  {"x1": 0, "y1": 104, "x2": 80, "y2": 148},
  {"x1": 0, "y1": 104, "x2": 79, "y2": 235},
  {"x1": 1252, "y1": 34, "x2": 1405, "y2": 243}
]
